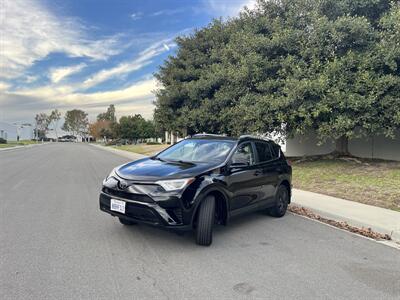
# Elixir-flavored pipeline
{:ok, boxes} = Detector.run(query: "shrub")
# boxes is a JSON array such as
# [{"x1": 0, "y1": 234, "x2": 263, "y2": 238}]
[{"x1": 0, "y1": 138, "x2": 7, "y2": 144}]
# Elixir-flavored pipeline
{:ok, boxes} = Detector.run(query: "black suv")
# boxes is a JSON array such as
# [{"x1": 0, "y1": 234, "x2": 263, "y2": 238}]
[{"x1": 99, "y1": 134, "x2": 292, "y2": 246}]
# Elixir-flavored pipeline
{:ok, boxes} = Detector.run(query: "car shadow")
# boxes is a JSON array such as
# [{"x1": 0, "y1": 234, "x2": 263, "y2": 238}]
[{"x1": 118, "y1": 210, "x2": 284, "y2": 248}]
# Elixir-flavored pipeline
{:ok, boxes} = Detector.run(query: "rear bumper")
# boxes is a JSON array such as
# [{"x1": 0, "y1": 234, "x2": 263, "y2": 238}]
[{"x1": 99, "y1": 192, "x2": 192, "y2": 231}]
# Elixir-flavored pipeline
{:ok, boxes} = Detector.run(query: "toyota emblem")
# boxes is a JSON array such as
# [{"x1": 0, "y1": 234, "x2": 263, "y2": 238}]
[{"x1": 118, "y1": 180, "x2": 128, "y2": 189}]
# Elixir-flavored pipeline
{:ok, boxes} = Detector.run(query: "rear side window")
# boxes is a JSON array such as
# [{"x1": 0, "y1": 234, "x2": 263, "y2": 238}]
[
  {"x1": 255, "y1": 142, "x2": 274, "y2": 163},
  {"x1": 270, "y1": 143, "x2": 282, "y2": 159}
]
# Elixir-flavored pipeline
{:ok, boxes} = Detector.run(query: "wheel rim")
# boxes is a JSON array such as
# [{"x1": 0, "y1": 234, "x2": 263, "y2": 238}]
[{"x1": 277, "y1": 189, "x2": 287, "y2": 213}]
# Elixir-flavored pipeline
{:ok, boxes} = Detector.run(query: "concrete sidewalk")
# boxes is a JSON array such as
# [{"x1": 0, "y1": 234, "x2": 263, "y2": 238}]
[
  {"x1": 89, "y1": 143, "x2": 146, "y2": 161},
  {"x1": 292, "y1": 189, "x2": 400, "y2": 241},
  {"x1": 0, "y1": 142, "x2": 48, "y2": 152}
]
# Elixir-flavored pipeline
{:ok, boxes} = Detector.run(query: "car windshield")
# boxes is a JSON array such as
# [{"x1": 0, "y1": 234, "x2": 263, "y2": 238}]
[{"x1": 156, "y1": 139, "x2": 235, "y2": 164}]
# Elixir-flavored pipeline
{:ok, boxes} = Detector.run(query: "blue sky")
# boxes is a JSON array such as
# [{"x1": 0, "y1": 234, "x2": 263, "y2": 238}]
[{"x1": 0, "y1": 0, "x2": 255, "y2": 124}]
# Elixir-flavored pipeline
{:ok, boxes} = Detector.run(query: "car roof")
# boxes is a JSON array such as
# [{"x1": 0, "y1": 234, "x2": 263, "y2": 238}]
[
  {"x1": 188, "y1": 133, "x2": 272, "y2": 143},
  {"x1": 189, "y1": 134, "x2": 237, "y2": 141}
]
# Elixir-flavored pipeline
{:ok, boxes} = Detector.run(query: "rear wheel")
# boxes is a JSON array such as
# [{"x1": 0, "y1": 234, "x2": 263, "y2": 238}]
[
  {"x1": 268, "y1": 185, "x2": 289, "y2": 218},
  {"x1": 118, "y1": 217, "x2": 137, "y2": 225},
  {"x1": 195, "y1": 195, "x2": 216, "y2": 246}
]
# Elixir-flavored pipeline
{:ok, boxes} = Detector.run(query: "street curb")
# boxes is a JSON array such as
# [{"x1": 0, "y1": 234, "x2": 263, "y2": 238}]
[
  {"x1": 0, "y1": 143, "x2": 48, "y2": 152},
  {"x1": 289, "y1": 212, "x2": 400, "y2": 250},
  {"x1": 292, "y1": 189, "x2": 400, "y2": 242},
  {"x1": 89, "y1": 143, "x2": 146, "y2": 161}
]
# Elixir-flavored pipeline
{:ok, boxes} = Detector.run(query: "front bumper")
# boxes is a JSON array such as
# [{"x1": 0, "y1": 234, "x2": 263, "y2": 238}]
[{"x1": 99, "y1": 192, "x2": 192, "y2": 231}]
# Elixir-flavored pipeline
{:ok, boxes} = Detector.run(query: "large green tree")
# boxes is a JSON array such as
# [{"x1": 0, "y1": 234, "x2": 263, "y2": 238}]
[{"x1": 154, "y1": 0, "x2": 399, "y2": 154}]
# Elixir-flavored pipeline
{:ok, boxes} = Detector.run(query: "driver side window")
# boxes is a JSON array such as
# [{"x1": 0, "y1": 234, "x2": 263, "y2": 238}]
[{"x1": 231, "y1": 143, "x2": 255, "y2": 166}]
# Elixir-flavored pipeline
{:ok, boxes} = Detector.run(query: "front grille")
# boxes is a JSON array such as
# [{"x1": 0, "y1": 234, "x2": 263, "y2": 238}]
[
  {"x1": 102, "y1": 187, "x2": 154, "y2": 203},
  {"x1": 126, "y1": 204, "x2": 159, "y2": 223}
]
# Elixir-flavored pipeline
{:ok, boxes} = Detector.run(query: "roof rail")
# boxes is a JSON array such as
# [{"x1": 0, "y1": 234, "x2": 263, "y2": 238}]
[
  {"x1": 189, "y1": 133, "x2": 236, "y2": 140},
  {"x1": 238, "y1": 135, "x2": 271, "y2": 141},
  {"x1": 191, "y1": 133, "x2": 227, "y2": 138}
]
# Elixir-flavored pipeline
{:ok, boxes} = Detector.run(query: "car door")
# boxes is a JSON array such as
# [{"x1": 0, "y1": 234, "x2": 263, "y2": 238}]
[
  {"x1": 254, "y1": 141, "x2": 281, "y2": 205},
  {"x1": 226, "y1": 142, "x2": 263, "y2": 214}
]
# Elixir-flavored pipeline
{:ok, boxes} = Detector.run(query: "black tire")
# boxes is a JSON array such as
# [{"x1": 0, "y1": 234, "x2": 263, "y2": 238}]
[
  {"x1": 118, "y1": 217, "x2": 137, "y2": 225},
  {"x1": 195, "y1": 195, "x2": 216, "y2": 246},
  {"x1": 268, "y1": 185, "x2": 289, "y2": 218}
]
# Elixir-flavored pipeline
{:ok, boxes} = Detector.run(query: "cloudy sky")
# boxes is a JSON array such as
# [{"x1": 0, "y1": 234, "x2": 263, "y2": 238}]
[{"x1": 0, "y1": 0, "x2": 255, "y2": 125}]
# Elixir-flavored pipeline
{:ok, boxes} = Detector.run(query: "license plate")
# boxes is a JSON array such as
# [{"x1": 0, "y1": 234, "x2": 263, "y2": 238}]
[{"x1": 110, "y1": 199, "x2": 126, "y2": 214}]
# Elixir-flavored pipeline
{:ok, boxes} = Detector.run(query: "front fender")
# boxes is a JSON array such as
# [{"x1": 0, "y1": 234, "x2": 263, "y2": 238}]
[{"x1": 189, "y1": 175, "x2": 230, "y2": 225}]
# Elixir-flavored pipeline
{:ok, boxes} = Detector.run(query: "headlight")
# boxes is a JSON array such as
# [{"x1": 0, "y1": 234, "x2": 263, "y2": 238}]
[
  {"x1": 103, "y1": 167, "x2": 119, "y2": 185},
  {"x1": 156, "y1": 178, "x2": 195, "y2": 191},
  {"x1": 109, "y1": 167, "x2": 118, "y2": 178}
]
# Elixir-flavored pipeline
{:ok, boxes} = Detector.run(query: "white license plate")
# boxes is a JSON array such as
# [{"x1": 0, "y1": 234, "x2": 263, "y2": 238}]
[{"x1": 110, "y1": 199, "x2": 126, "y2": 214}]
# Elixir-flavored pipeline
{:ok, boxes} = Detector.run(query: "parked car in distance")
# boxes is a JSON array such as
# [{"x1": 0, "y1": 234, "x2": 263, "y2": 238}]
[
  {"x1": 58, "y1": 135, "x2": 76, "y2": 142},
  {"x1": 99, "y1": 134, "x2": 292, "y2": 246}
]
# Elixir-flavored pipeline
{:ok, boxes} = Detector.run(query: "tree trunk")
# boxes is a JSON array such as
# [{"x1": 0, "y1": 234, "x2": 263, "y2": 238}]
[{"x1": 335, "y1": 135, "x2": 349, "y2": 155}]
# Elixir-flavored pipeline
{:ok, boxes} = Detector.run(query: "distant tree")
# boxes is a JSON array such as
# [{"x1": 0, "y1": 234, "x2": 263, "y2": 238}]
[
  {"x1": 49, "y1": 109, "x2": 61, "y2": 140},
  {"x1": 97, "y1": 104, "x2": 117, "y2": 122},
  {"x1": 116, "y1": 114, "x2": 142, "y2": 142},
  {"x1": 89, "y1": 120, "x2": 113, "y2": 140},
  {"x1": 113, "y1": 114, "x2": 159, "y2": 142},
  {"x1": 34, "y1": 113, "x2": 50, "y2": 139},
  {"x1": 62, "y1": 109, "x2": 89, "y2": 138},
  {"x1": 142, "y1": 120, "x2": 160, "y2": 139}
]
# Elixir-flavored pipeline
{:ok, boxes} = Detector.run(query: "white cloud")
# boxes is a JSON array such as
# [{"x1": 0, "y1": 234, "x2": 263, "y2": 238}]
[
  {"x1": 0, "y1": 0, "x2": 120, "y2": 79},
  {"x1": 70, "y1": 78, "x2": 157, "y2": 106},
  {"x1": 11, "y1": 77, "x2": 157, "y2": 106},
  {"x1": 204, "y1": 0, "x2": 257, "y2": 17},
  {"x1": 0, "y1": 81, "x2": 11, "y2": 91},
  {"x1": 82, "y1": 39, "x2": 175, "y2": 89},
  {"x1": 151, "y1": 8, "x2": 185, "y2": 17},
  {"x1": 24, "y1": 75, "x2": 39, "y2": 83},
  {"x1": 2, "y1": 78, "x2": 158, "y2": 121},
  {"x1": 163, "y1": 43, "x2": 170, "y2": 51},
  {"x1": 130, "y1": 12, "x2": 143, "y2": 20},
  {"x1": 49, "y1": 63, "x2": 87, "y2": 83}
]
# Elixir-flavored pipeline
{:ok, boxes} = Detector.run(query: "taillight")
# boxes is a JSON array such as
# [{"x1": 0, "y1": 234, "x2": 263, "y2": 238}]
[{"x1": 286, "y1": 160, "x2": 292, "y2": 166}]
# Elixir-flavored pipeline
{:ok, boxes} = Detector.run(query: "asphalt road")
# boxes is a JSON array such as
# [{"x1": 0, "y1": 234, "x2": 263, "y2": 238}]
[{"x1": 1, "y1": 143, "x2": 399, "y2": 299}]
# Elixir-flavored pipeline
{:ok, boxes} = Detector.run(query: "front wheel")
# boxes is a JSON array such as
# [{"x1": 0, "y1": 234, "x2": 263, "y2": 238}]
[
  {"x1": 268, "y1": 185, "x2": 289, "y2": 218},
  {"x1": 195, "y1": 195, "x2": 215, "y2": 246}
]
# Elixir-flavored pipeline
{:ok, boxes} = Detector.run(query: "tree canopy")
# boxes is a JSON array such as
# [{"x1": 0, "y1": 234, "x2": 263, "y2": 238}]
[
  {"x1": 154, "y1": 0, "x2": 399, "y2": 151},
  {"x1": 62, "y1": 109, "x2": 89, "y2": 137},
  {"x1": 49, "y1": 109, "x2": 61, "y2": 139},
  {"x1": 114, "y1": 114, "x2": 158, "y2": 141},
  {"x1": 97, "y1": 104, "x2": 117, "y2": 122},
  {"x1": 34, "y1": 113, "x2": 51, "y2": 139}
]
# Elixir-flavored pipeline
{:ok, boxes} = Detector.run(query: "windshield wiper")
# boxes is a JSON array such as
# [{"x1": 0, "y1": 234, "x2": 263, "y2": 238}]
[
  {"x1": 152, "y1": 156, "x2": 166, "y2": 162},
  {"x1": 168, "y1": 159, "x2": 195, "y2": 165}
]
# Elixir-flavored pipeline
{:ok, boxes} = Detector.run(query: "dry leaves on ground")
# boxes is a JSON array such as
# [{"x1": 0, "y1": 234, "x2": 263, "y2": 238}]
[{"x1": 288, "y1": 204, "x2": 392, "y2": 241}]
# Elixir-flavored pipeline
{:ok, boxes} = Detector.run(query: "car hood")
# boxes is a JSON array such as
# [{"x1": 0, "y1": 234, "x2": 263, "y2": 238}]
[{"x1": 116, "y1": 157, "x2": 217, "y2": 181}]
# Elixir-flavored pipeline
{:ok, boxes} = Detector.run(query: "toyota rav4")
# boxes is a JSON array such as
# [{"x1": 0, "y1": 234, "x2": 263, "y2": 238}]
[{"x1": 99, "y1": 134, "x2": 292, "y2": 246}]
